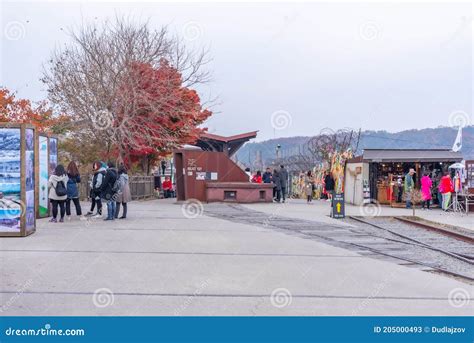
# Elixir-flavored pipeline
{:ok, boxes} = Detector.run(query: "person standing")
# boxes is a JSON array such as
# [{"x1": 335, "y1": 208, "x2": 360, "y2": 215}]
[
  {"x1": 279, "y1": 165, "x2": 288, "y2": 203},
  {"x1": 272, "y1": 169, "x2": 282, "y2": 202},
  {"x1": 115, "y1": 166, "x2": 131, "y2": 219},
  {"x1": 404, "y1": 168, "x2": 415, "y2": 209},
  {"x1": 100, "y1": 161, "x2": 118, "y2": 221},
  {"x1": 161, "y1": 160, "x2": 167, "y2": 176},
  {"x1": 305, "y1": 170, "x2": 314, "y2": 203},
  {"x1": 420, "y1": 172, "x2": 432, "y2": 210},
  {"x1": 439, "y1": 170, "x2": 454, "y2": 211},
  {"x1": 65, "y1": 161, "x2": 82, "y2": 219},
  {"x1": 48, "y1": 164, "x2": 68, "y2": 223},
  {"x1": 324, "y1": 171, "x2": 335, "y2": 202},
  {"x1": 262, "y1": 168, "x2": 272, "y2": 184},
  {"x1": 87, "y1": 161, "x2": 106, "y2": 217}
]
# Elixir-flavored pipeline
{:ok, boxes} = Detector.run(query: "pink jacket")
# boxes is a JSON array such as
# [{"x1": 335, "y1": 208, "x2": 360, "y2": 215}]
[{"x1": 420, "y1": 175, "x2": 432, "y2": 200}]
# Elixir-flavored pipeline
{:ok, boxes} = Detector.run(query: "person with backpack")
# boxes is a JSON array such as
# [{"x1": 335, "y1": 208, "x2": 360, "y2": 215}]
[
  {"x1": 115, "y1": 166, "x2": 131, "y2": 219},
  {"x1": 100, "y1": 161, "x2": 118, "y2": 221},
  {"x1": 48, "y1": 164, "x2": 69, "y2": 223},
  {"x1": 65, "y1": 161, "x2": 82, "y2": 219},
  {"x1": 87, "y1": 161, "x2": 106, "y2": 217}
]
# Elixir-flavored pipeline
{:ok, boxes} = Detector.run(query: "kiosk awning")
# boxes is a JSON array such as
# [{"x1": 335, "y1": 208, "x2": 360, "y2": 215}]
[{"x1": 361, "y1": 149, "x2": 463, "y2": 163}]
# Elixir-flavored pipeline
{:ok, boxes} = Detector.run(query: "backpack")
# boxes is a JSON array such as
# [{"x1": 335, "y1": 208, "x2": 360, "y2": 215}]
[
  {"x1": 54, "y1": 180, "x2": 67, "y2": 197},
  {"x1": 111, "y1": 175, "x2": 122, "y2": 193}
]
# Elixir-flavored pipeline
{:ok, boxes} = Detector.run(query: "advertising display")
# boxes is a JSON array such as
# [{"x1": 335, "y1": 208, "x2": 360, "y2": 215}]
[
  {"x1": 25, "y1": 128, "x2": 35, "y2": 232},
  {"x1": 0, "y1": 128, "x2": 22, "y2": 233},
  {"x1": 49, "y1": 136, "x2": 58, "y2": 173},
  {"x1": 38, "y1": 135, "x2": 49, "y2": 217}
]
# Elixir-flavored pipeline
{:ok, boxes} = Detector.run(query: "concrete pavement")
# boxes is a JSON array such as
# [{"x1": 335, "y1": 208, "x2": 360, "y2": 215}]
[{"x1": 0, "y1": 199, "x2": 472, "y2": 316}]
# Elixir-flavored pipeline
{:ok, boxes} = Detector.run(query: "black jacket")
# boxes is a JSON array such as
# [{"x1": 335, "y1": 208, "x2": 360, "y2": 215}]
[
  {"x1": 272, "y1": 172, "x2": 282, "y2": 191},
  {"x1": 279, "y1": 168, "x2": 289, "y2": 189},
  {"x1": 324, "y1": 174, "x2": 335, "y2": 191},
  {"x1": 100, "y1": 168, "x2": 118, "y2": 200}
]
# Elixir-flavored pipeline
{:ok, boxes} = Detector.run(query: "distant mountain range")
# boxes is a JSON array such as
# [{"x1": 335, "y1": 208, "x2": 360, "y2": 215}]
[{"x1": 235, "y1": 126, "x2": 474, "y2": 167}]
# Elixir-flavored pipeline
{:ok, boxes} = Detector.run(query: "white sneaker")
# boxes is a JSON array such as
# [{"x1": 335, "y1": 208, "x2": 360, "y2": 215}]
[{"x1": 92, "y1": 214, "x2": 102, "y2": 218}]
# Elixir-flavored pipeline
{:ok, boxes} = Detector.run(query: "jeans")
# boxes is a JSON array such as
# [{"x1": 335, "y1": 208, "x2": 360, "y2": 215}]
[
  {"x1": 50, "y1": 199, "x2": 66, "y2": 219},
  {"x1": 281, "y1": 187, "x2": 286, "y2": 202},
  {"x1": 106, "y1": 200, "x2": 116, "y2": 219},
  {"x1": 66, "y1": 198, "x2": 82, "y2": 216}
]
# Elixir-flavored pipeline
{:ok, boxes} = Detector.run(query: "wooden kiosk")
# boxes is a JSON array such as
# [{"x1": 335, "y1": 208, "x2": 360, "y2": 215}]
[{"x1": 0, "y1": 123, "x2": 37, "y2": 237}]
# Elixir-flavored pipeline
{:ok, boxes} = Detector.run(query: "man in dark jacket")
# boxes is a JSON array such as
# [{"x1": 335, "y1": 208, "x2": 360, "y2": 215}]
[
  {"x1": 272, "y1": 169, "x2": 282, "y2": 202},
  {"x1": 279, "y1": 165, "x2": 289, "y2": 203},
  {"x1": 262, "y1": 168, "x2": 272, "y2": 184},
  {"x1": 100, "y1": 161, "x2": 118, "y2": 220}
]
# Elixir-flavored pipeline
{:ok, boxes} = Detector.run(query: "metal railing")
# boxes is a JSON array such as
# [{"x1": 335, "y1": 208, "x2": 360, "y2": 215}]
[{"x1": 78, "y1": 174, "x2": 155, "y2": 201}]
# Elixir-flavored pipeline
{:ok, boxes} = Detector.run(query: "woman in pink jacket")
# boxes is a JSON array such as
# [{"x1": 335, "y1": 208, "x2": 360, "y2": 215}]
[{"x1": 420, "y1": 172, "x2": 432, "y2": 210}]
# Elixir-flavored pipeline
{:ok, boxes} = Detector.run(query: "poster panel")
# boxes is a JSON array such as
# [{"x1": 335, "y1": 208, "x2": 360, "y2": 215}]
[
  {"x1": 25, "y1": 128, "x2": 35, "y2": 232},
  {"x1": 38, "y1": 136, "x2": 49, "y2": 217},
  {"x1": 49, "y1": 137, "x2": 58, "y2": 173},
  {"x1": 0, "y1": 128, "x2": 22, "y2": 232}
]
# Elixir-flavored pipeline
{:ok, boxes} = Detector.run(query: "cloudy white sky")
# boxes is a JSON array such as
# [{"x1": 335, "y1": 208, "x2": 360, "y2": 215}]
[{"x1": 1, "y1": 1, "x2": 472, "y2": 141}]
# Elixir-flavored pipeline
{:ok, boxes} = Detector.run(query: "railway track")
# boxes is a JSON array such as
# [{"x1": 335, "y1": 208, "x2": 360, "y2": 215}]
[{"x1": 204, "y1": 203, "x2": 474, "y2": 282}]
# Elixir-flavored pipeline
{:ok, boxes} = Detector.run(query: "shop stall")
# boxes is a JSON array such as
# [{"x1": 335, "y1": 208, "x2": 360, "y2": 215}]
[
  {"x1": 345, "y1": 149, "x2": 463, "y2": 206},
  {"x1": 0, "y1": 123, "x2": 36, "y2": 236}
]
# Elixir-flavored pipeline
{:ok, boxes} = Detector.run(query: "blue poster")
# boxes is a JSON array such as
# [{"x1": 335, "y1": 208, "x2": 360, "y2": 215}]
[
  {"x1": 25, "y1": 128, "x2": 35, "y2": 231},
  {"x1": 0, "y1": 128, "x2": 21, "y2": 232},
  {"x1": 49, "y1": 137, "x2": 57, "y2": 173}
]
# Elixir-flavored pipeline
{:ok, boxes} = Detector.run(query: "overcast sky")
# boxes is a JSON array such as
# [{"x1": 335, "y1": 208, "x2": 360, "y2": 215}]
[{"x1": 1, "y1": 1, "x2": 472, "y2": 141}]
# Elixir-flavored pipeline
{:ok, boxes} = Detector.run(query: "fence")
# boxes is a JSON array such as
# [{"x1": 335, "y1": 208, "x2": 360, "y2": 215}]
[{"x1": 78, "y1": 174, "x2": 155, "y2": 201}]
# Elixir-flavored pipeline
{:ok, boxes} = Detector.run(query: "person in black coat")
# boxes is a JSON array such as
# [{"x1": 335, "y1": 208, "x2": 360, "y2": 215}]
[
  {"x1": 324, "y1": 171, "x2": 335, "y2": 201},
  {"x1": 100, "y1": 161, "x2": 118, "y2": 220},
  {"x1": 272, "y1": 169, "x2": 282, "y2": 202},
  {"x1": 279, "y1": 165, "x2": 289, "y2": 203}
]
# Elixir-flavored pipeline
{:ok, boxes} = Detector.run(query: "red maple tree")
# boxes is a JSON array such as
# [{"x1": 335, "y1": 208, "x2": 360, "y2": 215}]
[{"x1": 114, "y1": 60, "x2": 212, "y2": 168}]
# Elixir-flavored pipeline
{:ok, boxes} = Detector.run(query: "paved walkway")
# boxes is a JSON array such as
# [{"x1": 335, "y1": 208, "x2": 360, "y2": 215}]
[{"x1": 0, "y1": 199, "x2": 472, "y2": 316}]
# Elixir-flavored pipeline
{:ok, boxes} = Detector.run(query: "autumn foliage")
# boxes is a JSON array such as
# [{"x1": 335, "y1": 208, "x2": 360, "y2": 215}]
[
  {"x1": 0, "y1": 87, "x2": 69, "y2": 133},
  {"x1": 114, "y1": 60, "x2": 212, "y2": 166}
]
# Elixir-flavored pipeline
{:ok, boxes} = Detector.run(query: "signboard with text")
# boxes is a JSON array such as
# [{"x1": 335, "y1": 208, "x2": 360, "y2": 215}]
[{"x1": 331, "y1": 192, "x2": 345, "y2": 219}]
